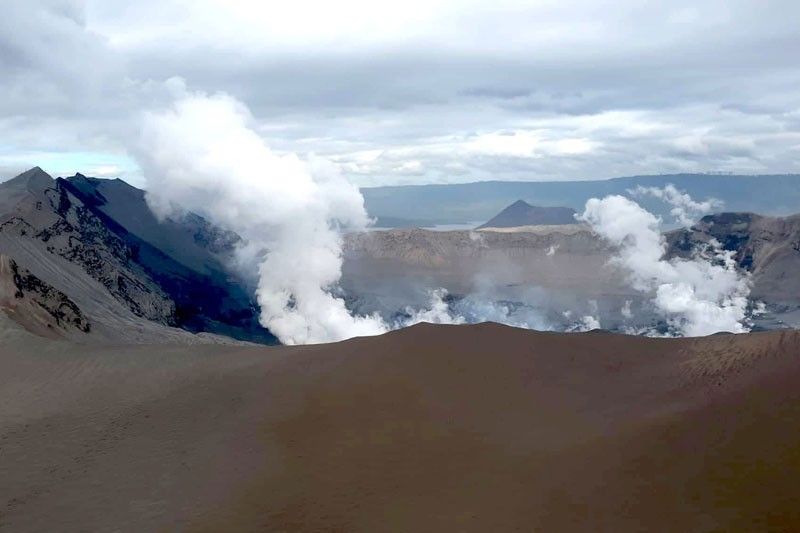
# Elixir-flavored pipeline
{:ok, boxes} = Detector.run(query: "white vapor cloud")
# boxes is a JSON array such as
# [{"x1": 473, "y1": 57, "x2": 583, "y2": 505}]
[
  {"x1": 630, "y1": 183, "x2": 723, "y2": 226},
  {"x1": 621, "y1": 299, "x2": 633, "y2": 319},
  {"x1": 400, "y1": 288, "x2": 553, "y2": 331},
  {"x1": 137, "y1": 87, "x2": 388, "y2": 344},
  {"x1": 568, "y1": 315, "x2": 601, "y2": 332},
  {"x1": 136, "y1": 86, "x2": 532, "y2": 343},
  {"x1": 401, "y1": 288, "x2": 465, "y2": 326},
  {"x1": 579, "y1": 194, "x2": 751, "y2": 336}
]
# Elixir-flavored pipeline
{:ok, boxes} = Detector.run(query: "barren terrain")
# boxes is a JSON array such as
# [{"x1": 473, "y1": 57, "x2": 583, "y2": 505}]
[{"x1": 2, "y1": 318, "x2": 800, "y2": 531}]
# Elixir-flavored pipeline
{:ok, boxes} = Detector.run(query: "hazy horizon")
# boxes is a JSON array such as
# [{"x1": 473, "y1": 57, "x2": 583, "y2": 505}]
[{"x1": 4, "y1": 165, "x2": 800, "y2": 190}]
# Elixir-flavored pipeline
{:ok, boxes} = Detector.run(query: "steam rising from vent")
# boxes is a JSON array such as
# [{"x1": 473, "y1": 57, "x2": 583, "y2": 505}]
[
  {"x1": 134, "y1": 91, "x2": 559, "y2": 344},
  {"x1": 402, "y1": 289, "x2": 465, "y2": 326},
  {"x1": 578, "y1": 195, "x2": 751, "y2": 336},
  {"x1": 398, "y1": 288, "x2": 553, "y2": 330},
  {"x1": 133, "y1": 88, "x2": 753, "y2": 341},
  {"x1": 137, "y1": 90, "x2": 388, "y2": 344},
  {"x1": 567, "y1": 315, "x2": 601, "y2": 332}
]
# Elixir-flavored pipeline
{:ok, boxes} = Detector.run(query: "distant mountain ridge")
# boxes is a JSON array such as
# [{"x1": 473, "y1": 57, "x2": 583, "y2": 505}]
[
  {"x1": 477, "y1": 200, "x2": 576, "y2": 228},
  {"x1": 362, "y1": 173, "x2": 800, "y2": 226}
]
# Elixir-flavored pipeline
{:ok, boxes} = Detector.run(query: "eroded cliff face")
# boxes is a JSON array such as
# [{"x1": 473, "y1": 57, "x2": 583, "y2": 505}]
[
  {"x1": 341, "y1": 216, "x2": 800, "y2": 331},
  {"x1": 0, "y1": 254, "x2": 90, "y2": 338},
  {"x1": 344, "y1": 225, "x2": 605, "y2": 268},
  {"x1": 341, "y1": 226, "x2": 636, "y2": 330},
  {"x1": 347, "y1": 213, "x2": 800, "y2": 306},
  {"x1": 343, "y1": 226, "x2": 620, "y2": 295}
]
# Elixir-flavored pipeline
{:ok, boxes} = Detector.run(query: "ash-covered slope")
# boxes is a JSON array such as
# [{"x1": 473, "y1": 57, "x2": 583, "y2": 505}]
[
  {"x1": 477, "y1": 200, "x2": 576, "y2": 228},
  {"x1": 667, "y1": 212, "x2": 800, "y2": 305},
  {"x1": 0, "y1": 167, "x2": 273, "y2": 344},
  {"x1": 0, "y1": 254, "x2": 90, "y2": 338},
  {"x1": 2, "y1": 323, "x2": 800, "y2": 531}
]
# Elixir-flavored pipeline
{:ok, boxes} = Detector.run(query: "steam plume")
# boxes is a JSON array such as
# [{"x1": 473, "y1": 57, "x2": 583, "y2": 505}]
[
  {"x1": 579, "y1": 195, "x2": 751, "y2": 336},
  {"x1": 137, "y1": 89, "x2": 387, "y2": 344}
]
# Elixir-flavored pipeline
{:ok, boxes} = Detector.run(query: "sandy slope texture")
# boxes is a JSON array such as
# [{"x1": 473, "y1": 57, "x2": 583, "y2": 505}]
[{"x1": 1, "y1": 323, "x2": 800, "y2": 532}]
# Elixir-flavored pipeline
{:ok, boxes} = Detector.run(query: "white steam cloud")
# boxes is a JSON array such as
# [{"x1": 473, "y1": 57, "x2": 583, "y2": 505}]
[
  {"x1": 401, "y1": 288, "x2": 465, "y2": 326},
  {"x1": 567, "y1": 315, "x2": 601, "y2": 332},
  {"x1": 579, "y1": 195, "x2": 751, "y2": 336},
  {"x1": 137, "y1": 88, "x2": 388, "y2": 344},
  {"x1": 629, "y1": 183, "x2": 723, "y2": 227},
  {"x1": 134, "y1": 89, "x2": 747, "y2": 341},
  {"x1": 400, "y1": 288, "x2": 552, "y2": 330},
  {"x1": 621, "y1": 300, "x2": 633, "y2": 319}
]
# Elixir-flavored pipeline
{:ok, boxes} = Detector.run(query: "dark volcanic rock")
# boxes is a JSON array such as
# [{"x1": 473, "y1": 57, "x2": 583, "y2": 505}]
[{"x1": 0, "y1": 254, "x2": 90, "y2": 335}]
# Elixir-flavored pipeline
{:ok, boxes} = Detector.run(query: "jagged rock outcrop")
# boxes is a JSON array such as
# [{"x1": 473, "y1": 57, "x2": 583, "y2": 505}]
[{"x1": 0, "y1": 254, "x2": 90, "y2": 337}]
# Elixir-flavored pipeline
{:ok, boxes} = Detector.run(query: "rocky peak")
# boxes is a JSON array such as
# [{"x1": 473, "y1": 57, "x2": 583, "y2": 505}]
[
  {"x1": 2, "y1": 166, "x2": 53, "y2": 192},
  {"x1": 478, "y1": 200, "x2": 577, "y2": 229}
]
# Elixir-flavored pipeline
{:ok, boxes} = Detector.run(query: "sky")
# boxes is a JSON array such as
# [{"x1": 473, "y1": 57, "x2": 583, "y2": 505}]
[{"x1": 2, "y1": 0, "x2": 800, "y2": 187}]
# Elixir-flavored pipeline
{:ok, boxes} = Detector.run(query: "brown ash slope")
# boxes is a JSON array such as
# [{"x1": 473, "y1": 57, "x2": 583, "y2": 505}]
[
  {"x1": 1, "y1": 322, "x2": 800, "y2": 531},
  {"x1": 0, "y1": 167, "x2": 273, "y2": 343}
]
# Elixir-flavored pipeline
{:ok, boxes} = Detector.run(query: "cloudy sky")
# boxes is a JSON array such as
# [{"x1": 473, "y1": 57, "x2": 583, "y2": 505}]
[{"x1": 2, "y1": 0, "x2": 800, "y2": 186}]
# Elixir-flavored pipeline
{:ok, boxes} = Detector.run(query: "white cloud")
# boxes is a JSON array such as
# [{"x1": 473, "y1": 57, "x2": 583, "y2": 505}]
[{"x1": 464, "y1": 131, "x2": 598, "y2": 158}]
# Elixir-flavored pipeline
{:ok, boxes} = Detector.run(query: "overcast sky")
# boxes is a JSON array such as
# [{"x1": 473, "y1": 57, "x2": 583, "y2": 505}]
[{"x1": 2, "y1": 0, "x2": 800, "y2": 186}]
